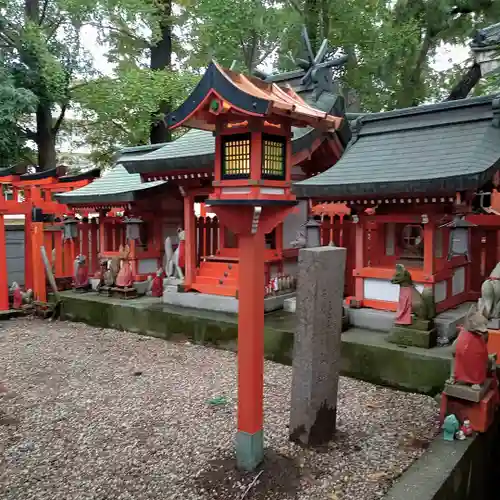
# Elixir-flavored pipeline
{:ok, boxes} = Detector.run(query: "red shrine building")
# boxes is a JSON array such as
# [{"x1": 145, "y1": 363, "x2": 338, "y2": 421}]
[
  {"x1": 56, "y1": 163, "x2": 177, "y2": 281},
  {"x1": 295, "y1": 95, "x2": 500, "y2": 314}
]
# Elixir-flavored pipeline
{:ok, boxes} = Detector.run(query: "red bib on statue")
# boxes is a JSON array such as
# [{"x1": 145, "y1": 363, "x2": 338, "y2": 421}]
[{"x1": 454, "y1": 328, "x2": 489, "y2": 385}]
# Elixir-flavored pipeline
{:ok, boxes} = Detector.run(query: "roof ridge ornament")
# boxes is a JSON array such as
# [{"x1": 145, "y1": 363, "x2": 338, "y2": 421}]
[{"x1": 291, "y1": 26, "x2": 348, "y2": 100}]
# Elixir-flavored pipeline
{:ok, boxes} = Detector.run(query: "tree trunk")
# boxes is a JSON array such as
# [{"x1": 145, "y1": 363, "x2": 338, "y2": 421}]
[
  {"x1": 150, "y1": 0, "x2": 172, "y2": 145},
  {"x1": 36, "y1": 104, "x2": 57, "y2": 170},
  {"x1": 24, "y1": 0, "x2": 39, "y2": 21},
  {"x1": 446, "y1": 63, "x2": 482, "y2": 101},
  {"x1": 304, "y1": 0, "x2": 319, "y2": 52}
]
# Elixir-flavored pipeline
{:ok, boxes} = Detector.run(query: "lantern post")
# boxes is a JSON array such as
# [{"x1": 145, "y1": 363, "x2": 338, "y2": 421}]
[
  {"x1": 123, "y1": 216, "x2": 143, "y2": 277},
  {"x1": 164, "y1": 61, "x2": 343, "y2": 470}
]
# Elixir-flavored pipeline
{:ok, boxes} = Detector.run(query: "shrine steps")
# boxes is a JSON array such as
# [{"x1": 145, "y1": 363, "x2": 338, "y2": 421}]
[{"x1": 191, "y1": 261, "x2": 240, "y2": 297}]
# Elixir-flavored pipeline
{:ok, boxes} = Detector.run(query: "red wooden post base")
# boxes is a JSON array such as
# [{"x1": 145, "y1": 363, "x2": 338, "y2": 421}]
[{"x1": 210, "y1": 204, "x2": 296, "y2": 470}]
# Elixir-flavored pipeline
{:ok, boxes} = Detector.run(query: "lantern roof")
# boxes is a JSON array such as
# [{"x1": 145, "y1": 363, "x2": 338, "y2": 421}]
[{"x1": 167, "y1": 61, "x2": 343, "y2": 131}]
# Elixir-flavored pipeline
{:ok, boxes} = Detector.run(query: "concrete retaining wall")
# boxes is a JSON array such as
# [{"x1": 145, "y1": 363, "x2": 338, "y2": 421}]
[
  {"x1": 60, "y1": 292, "x2": 453, "y2": 395},
  {"x1": 384, "y1": 411, "x2": 500, "y2": 500}
]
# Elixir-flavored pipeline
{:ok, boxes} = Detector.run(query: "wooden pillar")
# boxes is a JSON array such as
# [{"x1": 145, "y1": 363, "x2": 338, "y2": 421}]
[
  {"x1": 99, "y1": 214, "x2": 106, "y2": 254},
  {"x1": 183, "y1": 193, "x2": 196, "y2": 289},
  {"x1": 32, "y1": 222, "x2": 46, "y2": 302},
  {"x1": 0, "y1": 214, "x2": 9, "y2": 310},
  {"x1": 354, "y1": 219, "x2": 364, "y2": 303},
  {"x1": 218, "y1": 221, "x2": 225, "y2": 252},
  {"x1": 81, "y1": 222, "x2": 90, "y2": 259},
  {"x1": 54, "y1": 230, "x2": 63, "y2": 278},
  {"x1": 24, "y1": 216, "x2": 33, "y2": 290},
  {"x1": 237, "y1": 229, "x2": 265, "y2": 467},
  {"x1": 90, "y1": 220, "x2": 99, "y2": 273},
  {"x1": 423, "y1": 222, "x2": 435, "y2": 277},
  {"x1": 129, "y1": 239, "x2": 138, "y2": 278}
]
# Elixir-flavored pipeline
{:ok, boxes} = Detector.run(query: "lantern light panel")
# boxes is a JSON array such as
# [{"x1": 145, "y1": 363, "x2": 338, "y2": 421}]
[
  {"x1": 305, "y1": 218, "x2": 322, "y2": 248},
  {"x1": 222, "y1": 133, "x2": 251, "y2": 178},
  {"x1": 439, "y1": 215, "x2": 476, "y2": 261},
  {"x1": 124, "y1": 217, "x2": 143, "y2": 241},
  {"x1": 262, "y1": 134, "x2": 286, "y2": 180},
  {"x1": 62, "y1": 216, "x2": 79, "y2": 240}
]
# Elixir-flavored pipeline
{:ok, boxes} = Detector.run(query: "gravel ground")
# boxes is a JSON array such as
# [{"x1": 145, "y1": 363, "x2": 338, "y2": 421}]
[{"x1": 0, "y1": 318, "x2": 439, "y2": 500}]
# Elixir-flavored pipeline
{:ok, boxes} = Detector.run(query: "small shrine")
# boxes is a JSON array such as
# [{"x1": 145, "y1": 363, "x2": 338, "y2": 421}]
[
  {"x1": 295, "y1": 95, "x2": 500, "y2": 326},
  {"x1": 55, "y1": 164, "x2": 176, "y2": 290}
]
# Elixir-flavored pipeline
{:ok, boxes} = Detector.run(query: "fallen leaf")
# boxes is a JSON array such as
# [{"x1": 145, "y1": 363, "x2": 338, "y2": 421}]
[
  {"x1": 331, "y1": 493, "x2": 338, "y2": 500},
  {"x1": 367, "y1": 471, "x2": 387, "y2": 481}
]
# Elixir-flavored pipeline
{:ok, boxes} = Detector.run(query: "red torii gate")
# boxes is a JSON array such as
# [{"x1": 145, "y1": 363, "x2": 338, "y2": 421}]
[{"x1": 0, "y1": 166, "x2": 99, "y2": 310}]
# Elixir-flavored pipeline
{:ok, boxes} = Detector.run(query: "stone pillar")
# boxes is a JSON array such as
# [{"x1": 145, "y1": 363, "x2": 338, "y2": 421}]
[{"x1": 289, "y1": 246, "x2": 346, "y2": 447}]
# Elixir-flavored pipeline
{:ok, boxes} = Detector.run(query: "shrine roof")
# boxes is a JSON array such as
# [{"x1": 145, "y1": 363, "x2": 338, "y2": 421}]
[
  {"x1": 122, "y1": 90, "x2": 350, "y2": 175},
  {"x1": 470, "y1": 22, "x2": 500, "y2": 52},
  {"x1": 166, "y1": 61, "x2": 342, "y2": 131},
  {"x1": 55, "y1": 164, "x2": 166, "y2": 206},
  {"x1": 293, "y1": 95, "x2": 500, "y2": 199}
]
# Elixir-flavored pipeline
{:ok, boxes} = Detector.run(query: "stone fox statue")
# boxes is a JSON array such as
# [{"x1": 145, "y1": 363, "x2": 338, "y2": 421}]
[
  {"x1": 478, "y1": 262, "x2": 500, "y2": 319},
  {"x1": 391, "y1": 264, "x2": 436, "y2": 323},
  {"x1": 447, "y1": 305, "x2": 496, "y2": 387}
]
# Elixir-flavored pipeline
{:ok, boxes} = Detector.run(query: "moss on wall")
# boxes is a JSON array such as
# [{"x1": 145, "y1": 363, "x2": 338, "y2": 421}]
[{"x1": 60, "y1": 293, "x2": 451, "y2": 395}]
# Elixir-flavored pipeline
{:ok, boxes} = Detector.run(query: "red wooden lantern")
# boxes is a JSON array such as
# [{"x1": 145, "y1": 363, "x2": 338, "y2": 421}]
[{"x1": 166, "y1": 61, "x2": 344, "y2": 470}]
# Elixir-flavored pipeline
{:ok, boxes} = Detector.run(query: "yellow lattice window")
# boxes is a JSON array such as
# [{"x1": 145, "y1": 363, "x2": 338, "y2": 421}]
[
  {"x1": 262, "y1": 134, "x2": 286, "y2": 179},
  {"x1": 222, "y1": 133, "x2": 251, "y2": 178}
]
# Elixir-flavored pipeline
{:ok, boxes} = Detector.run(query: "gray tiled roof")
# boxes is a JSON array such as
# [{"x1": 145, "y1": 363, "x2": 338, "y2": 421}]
[
  {"x1": 293, "y1": 95, "x2": 500, "y2": 198},
  {"x1": 471, "y1": 22, "x2": 500, "y2": 51},
  {"x1": 55, "y1": 164, "x2": 166, "y2": 205}
]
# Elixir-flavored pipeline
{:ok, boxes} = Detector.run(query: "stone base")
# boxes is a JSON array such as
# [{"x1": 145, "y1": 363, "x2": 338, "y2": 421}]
[
  {"x1": 235, "y1": 430, "x2": 264, "y2": 471},
  {"x1": 97, "y1": 285, "x2": 112, "y2": 296},
  {"x1": 55, "y1": 277, "x2": 73, "y2": 291},
  {"x1": 444, "y1": 378, "x2": 493, "y2": 403},
  {"x1": 111, "y1": 287, "x2": 138, "y2": 300},
  {"x1": 89, "y1": 278, "x2": 100, "y2": 291},
  {"x1": 388, "y1": 325, "x2": 437, "y2": 348}
]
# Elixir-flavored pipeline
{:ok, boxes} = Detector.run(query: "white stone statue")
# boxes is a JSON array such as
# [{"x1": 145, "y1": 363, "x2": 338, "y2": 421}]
[
  {"x1": 165, "y1": 228, "x2": 185, "y2": 282},
  {"x1": 478, "y1": 262, "x2": 500, "y2": 319}
]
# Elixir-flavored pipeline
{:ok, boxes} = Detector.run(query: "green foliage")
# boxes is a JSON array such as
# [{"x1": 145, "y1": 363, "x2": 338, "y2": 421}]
[
  {"x1": 0, "y1": 67, "x2": 37, "y2": 165},
  {"x1": 176, "y1": 0, "x2": 300, "y2": 73},
  {"x1": 72, "y1": 67, "x2": 198, "y2": 165}
]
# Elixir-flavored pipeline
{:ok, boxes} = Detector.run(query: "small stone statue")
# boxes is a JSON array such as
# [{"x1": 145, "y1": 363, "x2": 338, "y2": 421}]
[
  {"x1": 10, "y1": 282, "x2": 33, "y2": 309},
  {"x1": 290, "y1": 230, "x2": 306, "y2": 249},
  {"x1": 115, "y1": 245, "x2": 133, "y2": 288},
  {"x1": 447, "y1": 306, "x2": 492, "y2": 388},
  {"x1": 442, "y1": 414, "x2": 460, "y2": 441},
  {"x1": 165, "y1": 228, "x2": 185, "y2": 282},
  {"x1": 391, "y1": 264, "x2": 436, "y2": 324},
  {"x1": 388, "y1": 264, "x2": 437, "y2": 348},
  {"x1": 151, "y1": 268, "x2": 164, "y2": 297},
  {"x1": 73, "y1": 254, "x2": 90, "y2": 291},
  {"x1": 461, "y1": 418, "x2": 473, "y2": 437},
  {"x1": 478, "y1": 262, "x2": 500, "y2": 326},
  {"x1": 103, "y1": 257, "x2": 120, "y2": 287}
]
